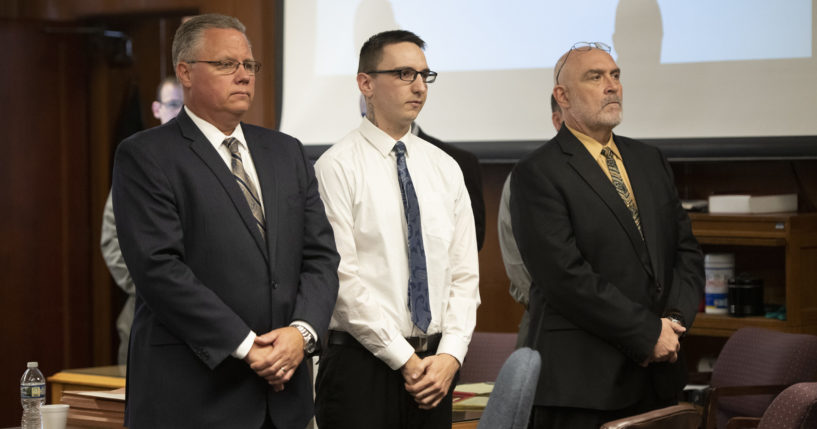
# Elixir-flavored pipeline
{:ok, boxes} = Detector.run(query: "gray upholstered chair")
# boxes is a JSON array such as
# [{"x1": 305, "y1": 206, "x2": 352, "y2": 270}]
[
  {"x1": 459, "y1": 332, "x2": 518, "y2": 383},
  {"x1": 476, "y1": 347, "x2": 541, "y2": 429}
]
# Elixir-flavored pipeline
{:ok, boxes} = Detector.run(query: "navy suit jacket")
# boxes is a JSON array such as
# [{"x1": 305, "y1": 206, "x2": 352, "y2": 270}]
[
  {"x1": 112, "y1": 109, "x2": 339, "y2": 428},
  {"x1": 510, "y1": 126, "x2": 703, "y2": 410}
]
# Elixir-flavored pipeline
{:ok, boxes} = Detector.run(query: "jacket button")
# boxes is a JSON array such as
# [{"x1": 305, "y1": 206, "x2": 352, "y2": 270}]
[{"x1": 272, "y1": 282, "x2": 279, "y2": 290}]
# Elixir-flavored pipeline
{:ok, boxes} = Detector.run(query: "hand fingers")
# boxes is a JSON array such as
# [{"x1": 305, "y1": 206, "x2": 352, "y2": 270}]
[
  {"x1": 256, "y1": 360, "x2": 294, "y2": 378},
  {"x1": 414, "y1": 389, "x2": 445, "y2": 408},
  {"x1": 255, "y1": 330, "x2": 279, "y2": 344}
]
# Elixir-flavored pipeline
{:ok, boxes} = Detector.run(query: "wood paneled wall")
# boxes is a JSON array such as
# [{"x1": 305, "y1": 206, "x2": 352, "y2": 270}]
[
  {"x1": 0, "y1": 20, "x2": 93, "y2": 427},
  {"x1": 0, "y1": 1, "x2": 278, "y2": 425},
  {"x1": 476, "y1": 164, "x2": 525, "y2": 333}
]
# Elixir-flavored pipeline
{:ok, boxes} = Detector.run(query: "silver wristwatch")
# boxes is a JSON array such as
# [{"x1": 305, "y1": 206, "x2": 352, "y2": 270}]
[{"x1": 295, "y1": 325, "x2": 317, "y2": 354}]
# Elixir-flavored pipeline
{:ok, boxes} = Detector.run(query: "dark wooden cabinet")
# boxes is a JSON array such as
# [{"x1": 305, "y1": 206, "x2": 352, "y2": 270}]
[{"x1": 688, "y1": 213, "x2": 817, "y2": 337}]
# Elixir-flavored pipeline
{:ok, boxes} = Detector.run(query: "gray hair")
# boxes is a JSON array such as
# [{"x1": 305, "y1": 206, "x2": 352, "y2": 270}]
[{"x1": 171, "y1": 14, "x2": 247, "y2": 67}]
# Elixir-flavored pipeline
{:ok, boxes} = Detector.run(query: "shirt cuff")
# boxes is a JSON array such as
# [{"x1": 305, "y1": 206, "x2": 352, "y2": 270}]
[
  {"x1": 232, "y1": 330, "x2": 256, "y2": 359},
  {"x1": 436, "y1": 334, "x2": 469, "y2": 367},
  {"x1": 290, "y1": 320, "x2": 318, "y2": 343}
]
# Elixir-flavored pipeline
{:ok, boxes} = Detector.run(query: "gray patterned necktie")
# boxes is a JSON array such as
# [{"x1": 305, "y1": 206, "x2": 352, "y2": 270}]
[
  {"x1": 223, "y1": 138, "x2": 266, "y2": 239},
  {"x1": 602, "y1": 146, "x2": 642, "y2": 236}
]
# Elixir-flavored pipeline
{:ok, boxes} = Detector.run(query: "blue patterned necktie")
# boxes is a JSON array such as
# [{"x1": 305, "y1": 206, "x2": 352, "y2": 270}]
[
  {"x1": 224, "y1": 138, "x2": 266, "y2": 239},
  {"x1": 601, "y1": 146, "x2": 642, "y2": 237},
  {"x1": 393, "y1": 141, "x2": 431, "y2": 333}
]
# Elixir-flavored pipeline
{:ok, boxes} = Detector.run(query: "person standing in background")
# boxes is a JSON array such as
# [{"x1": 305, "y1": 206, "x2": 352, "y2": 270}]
[
  {"x1": 498, "y1": 94, "x2": 561, "y2": 348},
  {"x1": 100, "y1": 75, "x2": 183, "y2": 365}
]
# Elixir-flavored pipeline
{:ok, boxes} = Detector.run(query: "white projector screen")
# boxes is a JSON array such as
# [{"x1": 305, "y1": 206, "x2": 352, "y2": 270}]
[{"x1": 279, "y1": 0, "x2": 817, "y2": 146}]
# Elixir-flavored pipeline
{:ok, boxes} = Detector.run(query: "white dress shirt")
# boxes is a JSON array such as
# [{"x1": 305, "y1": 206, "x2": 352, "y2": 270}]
[
  {"x1": 185, "y1": 106, "x2": 315, "y2": 359},
  {"x1": 315, "y1": 118, "x2": 480, "y2": 370}
]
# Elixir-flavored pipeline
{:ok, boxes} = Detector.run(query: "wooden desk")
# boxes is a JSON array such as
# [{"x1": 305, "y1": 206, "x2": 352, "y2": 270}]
[
  {"x1": 49, "y1": 366, "x2": 478, "y2": 427},
  {"x1": 452, "y1": 410, "x2": 482, "y2": 428},
  {"x1": 47, "y1": 365, "x2": 126, "y2": 404}
]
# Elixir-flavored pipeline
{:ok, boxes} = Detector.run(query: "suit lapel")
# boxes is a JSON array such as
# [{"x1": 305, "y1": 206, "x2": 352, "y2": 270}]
[
  {"x1": 616, "y1": 137, "x2": 659, "y2": 278},
  {"x1": 557, "y1": 128, "x2": 653, "y2": 277},
  {"x1": 177, "y1": 111, "x2": 269, "y2": 261},
  {"x1": 244, "y1": 125, "x2": 278, "y2": 266}
]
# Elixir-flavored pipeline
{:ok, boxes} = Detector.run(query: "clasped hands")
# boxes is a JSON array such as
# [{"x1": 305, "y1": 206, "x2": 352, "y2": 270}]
[
  {"x1": 401, "y1": 353, "x2": 460, "y2": 410},
  {"x1": 243, "y1": 326, "x2": 304, "y2": 392},
  {"x1": 641, "y1": 317, "x2": 686, "y2": 367}
]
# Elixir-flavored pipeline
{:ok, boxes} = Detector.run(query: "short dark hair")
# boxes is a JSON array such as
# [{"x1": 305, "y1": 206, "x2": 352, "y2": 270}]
[
  {"x1": 358, "y1": 30, "x2": 425, "y2": 73},
  {"x1": 551, "y1": 94, "x2": 561, "y2": 114}
]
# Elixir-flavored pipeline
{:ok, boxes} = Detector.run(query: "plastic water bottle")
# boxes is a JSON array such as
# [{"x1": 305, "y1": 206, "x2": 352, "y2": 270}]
[{"x1": 20, "y1": 361, "x2": 45, "y2": 429}]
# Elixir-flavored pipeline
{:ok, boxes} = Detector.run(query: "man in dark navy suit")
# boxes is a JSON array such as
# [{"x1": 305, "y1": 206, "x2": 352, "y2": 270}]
[{"x1": 112, "y1": 14, "x2": 339, "y2": 429}]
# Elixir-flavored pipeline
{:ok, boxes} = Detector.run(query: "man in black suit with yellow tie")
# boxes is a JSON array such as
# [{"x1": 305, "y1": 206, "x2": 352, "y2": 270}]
[
  {"x1": 511, "y1": 42, "x2": 704, "y2": 428},
  {"x1": 112, "y1": 14, "x2": 339, "y2": 429}
]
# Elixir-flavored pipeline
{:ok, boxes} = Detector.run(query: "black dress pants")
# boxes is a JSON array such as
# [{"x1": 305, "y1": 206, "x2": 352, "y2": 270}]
[{"x1": 315, "y1": 340, "x2": 456, "y2": 429}]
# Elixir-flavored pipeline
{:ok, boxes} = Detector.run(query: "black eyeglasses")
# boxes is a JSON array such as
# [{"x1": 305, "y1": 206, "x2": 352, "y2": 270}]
[
  {"x1": 554, "y1": 42, "x2": 611, "y2": 84},
  {"x1": 365, "y1": 67, "x2": 438, "y2": 84},
  {"x1": 187, "y1": 59, "x2": 262, "y2": 75}
]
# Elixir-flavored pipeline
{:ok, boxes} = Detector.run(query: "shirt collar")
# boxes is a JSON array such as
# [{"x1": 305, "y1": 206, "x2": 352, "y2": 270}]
[
  {"x1": 185, "y1": 105, "x2": 247, "y2": 150},
  {"x1": 359, "y1": 117, "x2": 414, "y2": 158},
  {"x1": 565, "y1": 124, "x2": 620, "y2": 160}
]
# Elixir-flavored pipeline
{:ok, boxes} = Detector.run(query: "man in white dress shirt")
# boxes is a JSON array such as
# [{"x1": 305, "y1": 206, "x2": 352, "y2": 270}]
[{"x1": 313, "y1": 30, "x2": 480, "y2": 429}]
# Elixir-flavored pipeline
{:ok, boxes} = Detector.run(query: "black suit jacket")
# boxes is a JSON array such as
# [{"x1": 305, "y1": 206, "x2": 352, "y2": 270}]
[
  {"x1": 417, "y1": 127, "x2": 485, "y2": 250},
  {"x1": 112, "y1": 109, "x2": 339, "y2": 428},
  {"x1": 510, "y1": 126, "x2": 703, "y2": 410}
]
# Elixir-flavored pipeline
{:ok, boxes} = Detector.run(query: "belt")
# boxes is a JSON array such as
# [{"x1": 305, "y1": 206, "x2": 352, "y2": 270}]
[{"x1": 328, "y1": 330, "x2": 442, "y2": 353}]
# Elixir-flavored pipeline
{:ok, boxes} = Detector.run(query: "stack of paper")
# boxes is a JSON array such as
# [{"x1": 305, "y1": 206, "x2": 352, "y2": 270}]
[
  {"x1": 61, "y1": 387, "x2": 125, "y2": 428},
  {"x1": 708, "y1": 194, "x2": 797, "y2": 214},
  {"x1": 453, "y1": 382, "x2": 493, "y2": 411}
]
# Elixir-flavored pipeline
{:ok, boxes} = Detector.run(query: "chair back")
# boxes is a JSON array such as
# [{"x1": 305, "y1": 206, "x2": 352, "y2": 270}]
[
  {"x1": 711, "y1": 327, "x2": 817, "y2": 428},
  {"x1": 476, "y1": 347, "x2": 541, "y2": 429},
  {"x1": 459, "y1": 332, "x2": 518, "y2": 383},
  {"x1": 758, "y1": 382, "x2": 817, "y2": 429}
]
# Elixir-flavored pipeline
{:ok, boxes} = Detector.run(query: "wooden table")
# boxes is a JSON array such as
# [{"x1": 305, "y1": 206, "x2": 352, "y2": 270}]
[
  {"x1": 452, "y1": 410, "x2": 482, "y2": 428},
  {"x1": 48, "y1": 366, "x2": 480, "y2": 427},
  {"x1": 47, "y1": 365, "x2": 126, "y2": 404}
]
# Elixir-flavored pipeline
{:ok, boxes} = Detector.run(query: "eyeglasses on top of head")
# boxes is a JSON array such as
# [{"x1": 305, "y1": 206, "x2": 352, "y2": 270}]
[
  {"x1": 186, "y1": 59, "x2": 262, "y2": 75},
  {"x1": 554, "y1": 41, "x2": 611, "y2": 85},
  {"x1": 365, "y1": 67, "x2": 438, "y2": 84}
]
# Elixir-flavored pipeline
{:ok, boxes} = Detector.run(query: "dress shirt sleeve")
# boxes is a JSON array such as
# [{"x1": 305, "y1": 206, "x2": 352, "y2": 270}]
[
  {"x1": 497, "y1": 173, "x2": 531, "y2": 306},
  {"x1": 100, "y1": 191, "x2": 136, "y2": 296},
  {"x1": 314, "y1": 157, "x2": 416, "y2": 370},
  {"x1": 436, "y1": 167, "x2": 481, "y2": 366},
  {"x1": 231, "y1": 331, "x2": 256, "y2": 359}
]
